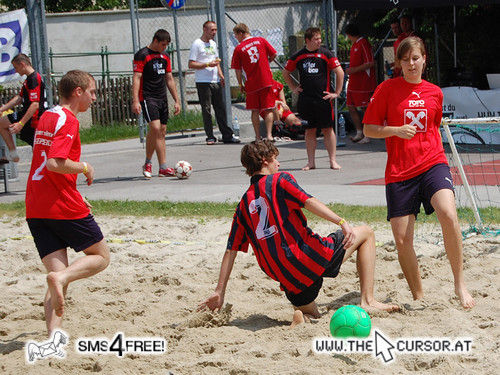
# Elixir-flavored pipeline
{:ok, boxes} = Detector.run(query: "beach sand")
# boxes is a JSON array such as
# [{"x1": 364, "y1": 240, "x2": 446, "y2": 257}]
[{"x1": 0, "y1": 215, "x2": 498, "y2": 374}]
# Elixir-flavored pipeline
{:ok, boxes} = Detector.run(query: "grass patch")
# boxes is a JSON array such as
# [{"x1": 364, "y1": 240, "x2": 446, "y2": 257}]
[{"x1": 1, "y1": 201, "x2": 498, "y2": 226}]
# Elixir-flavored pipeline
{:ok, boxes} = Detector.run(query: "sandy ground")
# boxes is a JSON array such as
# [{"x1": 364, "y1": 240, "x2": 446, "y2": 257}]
[{"x1": 0, "y1": 215, "x2": 499, "y2": 374}]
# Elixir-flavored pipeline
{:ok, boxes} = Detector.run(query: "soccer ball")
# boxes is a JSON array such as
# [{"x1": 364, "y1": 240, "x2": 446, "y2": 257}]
[
  {"x1": 174, "y1": 160, "x2": 193, "y2": 179},
  {"x1": 329, "y1": 305, "x2": 371, "y2": 338}
]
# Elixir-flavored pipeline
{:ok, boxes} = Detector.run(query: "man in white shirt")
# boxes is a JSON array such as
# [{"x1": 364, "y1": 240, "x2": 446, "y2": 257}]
[{"x1": 189, "y1": 21, "x2": 240, "y2": 145}]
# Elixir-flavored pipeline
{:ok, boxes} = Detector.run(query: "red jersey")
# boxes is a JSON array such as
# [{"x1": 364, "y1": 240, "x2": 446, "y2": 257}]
[
  {"x1": 26, "y1": 106, "x2": 90, "y2": 220},
  {"x1": 231, "y1": 36, "x2": 276, "y2": 93},
  {"x1": 363, "y1": 77, "x2": 448, "y2": 184},
  {"x1": 227, "y1": 172, "x2": 341, "y2": 295},
  {"x1": 348, "y1": 37, "x2": 376, "y2": 93}
]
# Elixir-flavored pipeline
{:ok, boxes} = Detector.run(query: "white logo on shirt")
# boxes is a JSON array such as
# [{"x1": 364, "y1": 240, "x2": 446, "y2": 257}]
[
  {"x1": 404, "y1": 109, "x2": 427, "y2": 132},
  {"x1": 66, "y1": 134, "x2": 74, "y2": 139},
  {"x1": 411, "y1": 91, "x2": 421, "y2": 98},
  {"x1": 445, "y1": 177, "x2": 453, "y2": 186},
  {"x1": 409, "y1": 100, "x2": 425, "y2": 107},
  {"x1": 153, "y1": 62, "x2": 165, "y2": 74},
  {"x1": 304, "y1": 61, "x2": 318, "y2": 73}
]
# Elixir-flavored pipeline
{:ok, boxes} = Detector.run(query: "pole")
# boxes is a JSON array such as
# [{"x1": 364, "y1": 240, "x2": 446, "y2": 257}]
[
  {"x1": 173, "y1": 9, "x2": 186, "y2": 114},
  {"x1": 26, "y1": 0, "x2": 41, "y2": 71},
  {"x1": 129, "y1": 0, "x2": 145, "y2": 143},
  {"x1": 434, "y1": 21, "x2": 440, "y2": 86},
  {"x1": 453, "y1": 6, "x2": 457, "y2": 68},
  {"x1": 215, "y1": 0, "x2": 233, "y2": 135},
  {"x1": 328, "y1": 0, "x2": 343, "y2": 147},
  {"x1": 38, "y1": 0, "x2": 53, "y2": 106}
]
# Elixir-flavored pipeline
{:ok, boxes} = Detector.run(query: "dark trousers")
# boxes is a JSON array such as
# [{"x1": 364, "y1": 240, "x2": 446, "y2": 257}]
[{"x1": 196, "y1": 82, "x2": 233, "y2": 141}]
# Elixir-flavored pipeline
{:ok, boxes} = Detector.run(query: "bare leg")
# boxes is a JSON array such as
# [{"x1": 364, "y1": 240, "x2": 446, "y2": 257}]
[
  {"x1": 145, "y1": 122, "x2": 156, "y2": 161},
  {"x1": 293, "y1": 301, "x2": 321, "y2": 318},
  {"x1": 42, "y1": 249, "x2": 68, "y2": 336},
  {"x1": 343, "y1": 225, "x2": 399, "y2": 312},
  {"x1": 322, "y1": 127, "x2": 341, "y2": 170},
  {"x1": 43, "y1": 240, "x2": 110, "y2": 321},
  {"x1": 153, "y1": 122, "x2": 167, "y2": 166},
  {"x1": 251, "y1": 110, "x2": 261, "y2": 140},
  {"x1": 0, "y1": 117, "x2": 18, "y2": 161},
  {"x1": 302, "y1": 128, "x2": 317, "y2": 170},
  {"x1": 431, "y1": 189, "x2": 475, "y2": 308},
  {"x1": 390, "y1": 215, "x2": 424, "y2": 300},
  {"x1": 262, "y1": 110, "x2": 274, "y2": 140},
  {"x1": 348, "y1": 105, "x2": 363, "y2": 134}
]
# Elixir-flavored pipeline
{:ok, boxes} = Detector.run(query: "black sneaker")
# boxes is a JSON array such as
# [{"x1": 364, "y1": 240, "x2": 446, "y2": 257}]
[{"x1": 222, "y1": 136, "x2": 241, "y2": 144}]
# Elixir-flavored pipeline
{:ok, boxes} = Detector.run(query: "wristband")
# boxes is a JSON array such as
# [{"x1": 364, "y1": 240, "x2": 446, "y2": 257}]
[
  {"x1": 82, "y1": 162, "x2": 88, "y2": 174},
  {"x1": 206, "y1": 62, "x2": 209, "y2": 68},
  {"x1": 18, "y1": 120, "x2": 24, "y2": 127},
  {"x1": 338, "y1": 218, "x2": 345, "y2": 226}
]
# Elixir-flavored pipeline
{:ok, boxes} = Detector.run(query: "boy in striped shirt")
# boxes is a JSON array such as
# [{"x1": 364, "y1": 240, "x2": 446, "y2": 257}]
[{"x1": 200, "y1": 140, "x2": 399, "y2": 326}]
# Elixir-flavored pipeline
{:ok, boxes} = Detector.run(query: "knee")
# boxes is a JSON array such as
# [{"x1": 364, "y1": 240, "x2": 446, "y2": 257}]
[
  {"x1": 437, "y1": 208, "x2": 458, "y2": 227},
  {"x1": 100, "y1": 247, "x2": 111, "y2": 269}
]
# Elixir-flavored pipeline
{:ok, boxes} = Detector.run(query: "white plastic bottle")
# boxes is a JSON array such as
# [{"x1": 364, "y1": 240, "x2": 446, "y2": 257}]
[
  {"x1": 232, "y1": 116, "x2": 240, "y2": 137},
  {"x1": 338, "y1": 114, "x2": 346, "y2": 138}
]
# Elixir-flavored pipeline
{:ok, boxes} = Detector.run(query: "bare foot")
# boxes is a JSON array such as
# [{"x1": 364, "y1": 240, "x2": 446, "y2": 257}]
[
  {"x1": 361, "y1": 300, "x2": 400, "y2": 313},
  {"x1": 456, "y1": 286, "x2": 475, "y2": 309},
  {"x1": 47, "y1": 272, "x2": 65, "y2": 317},
  {"x1": 330, "y1": 161, "x2": 341, "y2": 170},
  {"x1": 291, "y1": 310, "x2": 305, "y2": 327},
  {"x1": 302, "y1": 164, "x2": 315, "y2": 171}
]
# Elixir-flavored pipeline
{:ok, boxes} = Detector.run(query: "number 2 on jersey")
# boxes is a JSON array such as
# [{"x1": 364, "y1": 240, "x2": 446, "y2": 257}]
[
  {"x1": 249, "y1": 197, "x2": 278, "y2": 239},
  {"x1": 32, "y1": 151, "x2": 47, "y2": 181}
]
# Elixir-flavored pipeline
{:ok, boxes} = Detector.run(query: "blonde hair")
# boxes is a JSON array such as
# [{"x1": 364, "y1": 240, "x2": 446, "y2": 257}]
[{"x1": 233, "y1": 23, "x2": 250, "y2": 35}]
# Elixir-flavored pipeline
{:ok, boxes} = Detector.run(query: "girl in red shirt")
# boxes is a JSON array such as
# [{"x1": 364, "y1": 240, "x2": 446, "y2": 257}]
[{"x1": 363, "y1": 37, "x2": 475, "y2": 309}]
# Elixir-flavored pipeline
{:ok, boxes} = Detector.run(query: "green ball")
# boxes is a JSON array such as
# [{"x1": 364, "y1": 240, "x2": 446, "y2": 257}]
[{"x1": 329, "y1": 305, "x2": 371, "y2": 338}]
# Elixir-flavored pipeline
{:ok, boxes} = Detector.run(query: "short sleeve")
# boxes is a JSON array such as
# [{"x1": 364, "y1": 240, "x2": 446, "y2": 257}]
[
  {"x1": 133, "y1": 51, "x2": 145, "y2": 73},
  {"x1": 284, "y1": 59, "x2": 296, "y2": 72},
  {"x1": 188, "y1": 41, "x2": 199, "y2": 61},
  {"x1": 279, "y1": 172, "x2": 312, "y2": 209},
  {"x1": 164, "y1": 55, "x2": 172, "y2": 73},
  {"x1": 362, "y1": 82, "x2": 388, "y2": 126},
  {"x1": 47, "y1": 115, "x2": 79, "y2": 160},
  {"x1": 328, "y1": 56, "x2": 341, "y2": 70},
  {"x1": 226, "y1": 206, "x2": 250, "y2": 252},
  {"x1": 25, "y1": 74, "x2": 41, "y2": 102},
  {"x1": 231, "y1": 48, "x2": 241, "y2": 69},
  {"x1": 264, "y1": 38, "x2": 277, "y2": 57}
]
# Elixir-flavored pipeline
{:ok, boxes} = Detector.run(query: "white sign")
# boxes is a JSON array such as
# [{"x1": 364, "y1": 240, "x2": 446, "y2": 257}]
[
  {"x1": 0, "y1": 9, "x2": 29, "y2": 83},
  {"x1": 442, "y1": 86, "x2": 500, "y2": 119}
]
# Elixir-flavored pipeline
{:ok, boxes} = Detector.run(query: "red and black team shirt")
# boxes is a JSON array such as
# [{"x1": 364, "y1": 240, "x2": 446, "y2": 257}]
[
  {"x1": 227, "y1": 172, "x2": 339, "y2": 295},
  {"x1": 284, "y1": 46, "x2": 341, "y2": 100},
  {"x1": 133, "y1": 47, "x2": 172, "y2": 101},
  {"x1": 19, "y1": 71, "x2": 47, "y2": 129}
]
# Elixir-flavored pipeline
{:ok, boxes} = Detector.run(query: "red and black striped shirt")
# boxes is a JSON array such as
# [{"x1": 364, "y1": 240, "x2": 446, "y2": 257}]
[{"x1": 227, "y1": 172, "x2": 339, "y2": 294}]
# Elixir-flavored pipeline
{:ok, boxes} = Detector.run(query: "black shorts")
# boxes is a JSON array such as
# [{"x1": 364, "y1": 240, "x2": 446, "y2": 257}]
[
  {"x1": 386, "y1": 163, "x2": 454, "y2": 221},
  {"x1": 141, "y1": 98, "x2": 169, "y2": 124},
  {"x1": 284, "y1": 230, "x2": 346, "y2": 307},
  {"x1": 8, "y1": 112, "x2": 35, "y2": 146},
  {"x1": 297, "y1": 95, "x2": 334, "y2": 129},
  {"x1": 27, "y1": 214, "x2": 104, "y2": 260}
]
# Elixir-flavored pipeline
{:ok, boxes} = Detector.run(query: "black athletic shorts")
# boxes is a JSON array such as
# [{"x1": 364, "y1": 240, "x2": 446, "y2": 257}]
[
  {"x1": 8, "y1": 112, "x2": 35, "y2": 146},
  {"x1": 386, "y1": 163, "x2": 454, "y2": 221},
  {"x1": 297, "y1": 95, "x2": 334, "y2": 129},
  {"x1": 27, "y1": 214, "x2": 104, "y2": 260},
  {"x1": 284, "y1": 230, "x2": 346, "y2": 307},
  {"x1": 140, "y1": 98, "x2": 169, "y2": 124}
]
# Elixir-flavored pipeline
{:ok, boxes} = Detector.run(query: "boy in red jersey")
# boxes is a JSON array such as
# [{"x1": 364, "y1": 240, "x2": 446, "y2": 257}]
[
  {"x1": 26, "y1": 70, "x2": 110, "y2": 336},
  {"x1": 0, "y1": 54, "x2": 47, "y2": 162},
  {"x1": 199, "y1": 140, "x2": 399, "y2": 326},
  {"x1": 364, "y1": 37, "x2": 475, "y2": 309},
  {"x1": 344, "y1": 24, "x2": 376, "y2": 144},
  {"x1": 231, "y1": 23, "x2": 277, "y2": 141}
]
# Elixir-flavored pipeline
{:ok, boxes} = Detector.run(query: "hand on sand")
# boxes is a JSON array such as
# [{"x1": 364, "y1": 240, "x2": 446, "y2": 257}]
[{"x1": 198, "y1": 292, "x2": 223, "y2": 312}]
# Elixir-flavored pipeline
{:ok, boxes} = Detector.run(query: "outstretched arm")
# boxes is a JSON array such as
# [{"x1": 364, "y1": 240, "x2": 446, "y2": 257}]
[
  {"x1": 304, "y1": 197, "x2": 355, "y2": 248},
  {"x1": 0, "y1": 95, "x2": 22, "y2": 113},
  {"x1": 364, "y1": 123, "x2": 416, "y2": 139},
  {"x1": 199, "y1": 249, "x2": 238, "y2": 311}
]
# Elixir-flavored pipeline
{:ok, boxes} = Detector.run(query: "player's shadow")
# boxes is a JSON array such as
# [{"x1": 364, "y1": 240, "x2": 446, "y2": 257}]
[
  {"x1": 319, "y1": 291, "x2": 361, "y2": 313},
  {"x1": 229, "y1": 314, "x2": 290, "y2": 331},
  {"x1": 0, "y1": 332, "x2": 38, "y2": 355}
]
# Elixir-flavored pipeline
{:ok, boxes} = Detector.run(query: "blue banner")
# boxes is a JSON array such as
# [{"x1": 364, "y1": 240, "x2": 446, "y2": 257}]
[{"x1": 0, "y1": 9, "x2": 29, "y2": 83}]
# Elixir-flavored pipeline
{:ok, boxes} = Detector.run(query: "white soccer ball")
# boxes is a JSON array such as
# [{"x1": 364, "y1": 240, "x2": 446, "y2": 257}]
[{"x1": 174, "y1": 160, "x2": 193, "y2": 179}]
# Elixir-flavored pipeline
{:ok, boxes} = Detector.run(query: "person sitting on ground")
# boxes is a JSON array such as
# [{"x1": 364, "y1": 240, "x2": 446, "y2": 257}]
[{"x1": 199, "y1": 140, "x2": 399, "y2": 327}]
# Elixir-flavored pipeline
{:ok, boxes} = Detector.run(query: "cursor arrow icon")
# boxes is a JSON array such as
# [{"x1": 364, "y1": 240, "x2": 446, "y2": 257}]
[{"x1": 375, "y1": 330, "x2": 395, "y2": 363}]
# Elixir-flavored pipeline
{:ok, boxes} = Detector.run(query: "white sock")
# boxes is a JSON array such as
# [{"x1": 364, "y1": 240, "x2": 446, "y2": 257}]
[
  {"x1": 8, "y1": 149, "x2": 19, "y2": 161},
  {"x1": 356, "y1": 130, "x2": 363, "y2": 137}
]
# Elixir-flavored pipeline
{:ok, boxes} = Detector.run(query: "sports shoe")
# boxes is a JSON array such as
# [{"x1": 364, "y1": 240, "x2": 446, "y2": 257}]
[
  {"x1": 206, "y1": 138, "x2": 217, "y2": 145},
  {"x1": 222, "y1": 136, "x2": 241, "y2": 144},
  {"x1": 158, "y1": 167, "x2": 175, "y2": 177},
  {"x1": 350, "y1": 133, "x2": 364, "y2": 143},
  {"x1": 358, "y1": 136, "x2": 370, "y2": 144},
  {"x1": 142, "y1": 163, "x2": 152, "y2": 179}
]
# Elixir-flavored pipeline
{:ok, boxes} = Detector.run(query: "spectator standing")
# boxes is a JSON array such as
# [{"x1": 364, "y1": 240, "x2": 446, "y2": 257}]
[
  {"x1": 189, "y1": 21, "x2": 240, "y2": 145},
  {"x1": 132, "y1": 29, "x2": 181, "y2": 179},
  {"x1": 231, "y1": 23, "x2": 277, "y2": 141},
  {"x1": 345, "y1": 24, "x2": 377, "y2": 144},
  {"x1": 283, "y1": 27, "x2": 344, "y2": 170}
]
